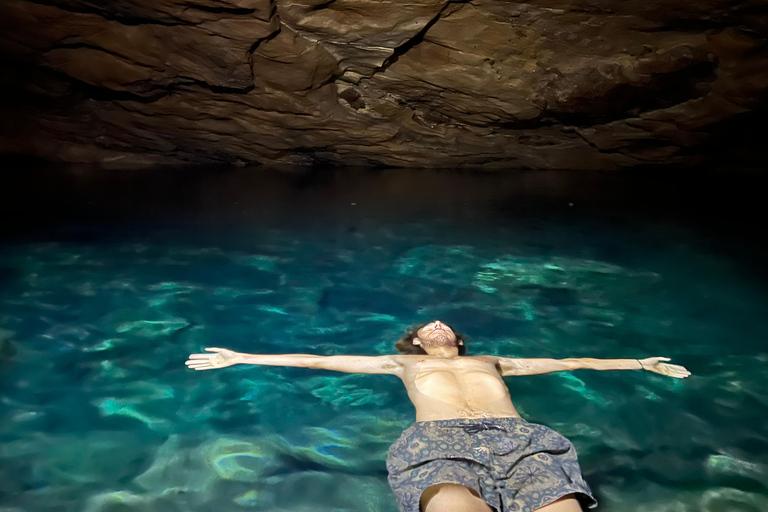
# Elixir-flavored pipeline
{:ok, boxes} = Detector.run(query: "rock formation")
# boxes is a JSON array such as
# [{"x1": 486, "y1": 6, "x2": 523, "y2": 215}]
[{"x1": 1, "y1": 0, "x2": 767, "y2": 168}]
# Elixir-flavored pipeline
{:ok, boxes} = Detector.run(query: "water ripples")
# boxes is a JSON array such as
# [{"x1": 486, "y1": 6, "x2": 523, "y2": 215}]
[{"x1": 1, "y1": 221, "x2": 767, "y2": 511}]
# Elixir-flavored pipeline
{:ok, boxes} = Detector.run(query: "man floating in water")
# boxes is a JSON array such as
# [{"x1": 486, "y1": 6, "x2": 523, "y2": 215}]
[{"x1": 185, "y1": 320, "x2": 690, "y2": 512}]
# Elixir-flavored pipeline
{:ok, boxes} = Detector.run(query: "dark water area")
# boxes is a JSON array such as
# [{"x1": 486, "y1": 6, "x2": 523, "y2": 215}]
[{"x1": 0, "y1": 166, "x2": 767, "y2": 512}]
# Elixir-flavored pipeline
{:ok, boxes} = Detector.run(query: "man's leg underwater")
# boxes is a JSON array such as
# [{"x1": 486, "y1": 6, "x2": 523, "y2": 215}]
[
  {"x1": 420, "y1": 486, "x2": 584, "y2": 512},
  {"x1": 420, "y1": 484, "x2": 492, "y2": 512},
  {"x1": 535, "y1": 494, "x2": 583, "y2": 512}
]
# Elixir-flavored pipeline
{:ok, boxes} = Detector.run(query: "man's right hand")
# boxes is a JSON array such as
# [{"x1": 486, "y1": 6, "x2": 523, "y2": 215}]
[
  {"x1": 185, "y1": 348, "x2": 242, "y2": 370},
  {"x1": 639, "y1": 357, "x2": 691, "y2": 378}
]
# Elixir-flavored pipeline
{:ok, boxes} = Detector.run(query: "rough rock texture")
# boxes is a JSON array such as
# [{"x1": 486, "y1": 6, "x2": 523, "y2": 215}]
[{"x1": 1, "y1": 0, "x2": 767, "y2": 168}]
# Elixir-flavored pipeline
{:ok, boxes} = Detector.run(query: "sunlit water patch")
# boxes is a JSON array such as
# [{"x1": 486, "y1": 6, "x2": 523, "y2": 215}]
[{"x1": 1, "y1": 169, "x2": 767, "y2": 512}]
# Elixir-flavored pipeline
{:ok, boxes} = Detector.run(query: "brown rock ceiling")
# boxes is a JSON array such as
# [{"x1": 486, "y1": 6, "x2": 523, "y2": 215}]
[{"x1": 1, "y1": 0, "x2": 767, "y2": 168}]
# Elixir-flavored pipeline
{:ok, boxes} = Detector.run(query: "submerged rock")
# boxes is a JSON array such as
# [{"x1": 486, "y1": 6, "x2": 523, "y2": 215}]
[{"x1": 0, "y1": 329, "x2": 18, "y2": 361}]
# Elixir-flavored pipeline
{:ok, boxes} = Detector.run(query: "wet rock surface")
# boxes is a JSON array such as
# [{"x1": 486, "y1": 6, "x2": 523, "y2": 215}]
[{"x1": 1, "y1": 0, "x2": 767, "y2": 168}]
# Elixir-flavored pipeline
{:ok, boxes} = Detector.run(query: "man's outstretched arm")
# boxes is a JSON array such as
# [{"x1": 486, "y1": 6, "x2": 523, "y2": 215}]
[
  {"x1": 493, "y1": 356, "x2": 690, "y2": 378},
  {"x1": 185, "y1": 348, "x2": 404, "y2": 376}
]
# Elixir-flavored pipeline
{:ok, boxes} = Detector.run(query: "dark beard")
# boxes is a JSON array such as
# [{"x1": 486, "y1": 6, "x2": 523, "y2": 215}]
[{"x1": 426, "y1": 332, "x2": 455, "y2": 347}]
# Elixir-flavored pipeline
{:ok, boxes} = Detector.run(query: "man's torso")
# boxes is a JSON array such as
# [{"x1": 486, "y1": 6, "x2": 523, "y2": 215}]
[{"x1": 396, "y1": 355, "x2": 521, "y2": 421}]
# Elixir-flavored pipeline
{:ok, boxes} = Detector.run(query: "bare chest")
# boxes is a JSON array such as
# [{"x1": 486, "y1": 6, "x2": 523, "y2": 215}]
[{"x1": 408, "y1": 358, "x2": 509, "y2": 402}]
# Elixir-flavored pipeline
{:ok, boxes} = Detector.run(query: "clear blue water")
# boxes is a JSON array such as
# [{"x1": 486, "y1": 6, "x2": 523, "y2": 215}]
[{"x1": 1, "y1": 168, "x2": 767, "y2": 512}]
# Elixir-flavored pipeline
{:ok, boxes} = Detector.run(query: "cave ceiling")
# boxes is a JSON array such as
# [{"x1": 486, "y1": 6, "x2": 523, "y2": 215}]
[{"x1": 1, "y1": 0, "x2": 767, "y2": 168}]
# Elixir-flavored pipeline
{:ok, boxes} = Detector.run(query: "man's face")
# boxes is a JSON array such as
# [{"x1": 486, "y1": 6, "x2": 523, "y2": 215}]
[{"x1": 415, "y1": 321, "x2": 458, "y2": 347}]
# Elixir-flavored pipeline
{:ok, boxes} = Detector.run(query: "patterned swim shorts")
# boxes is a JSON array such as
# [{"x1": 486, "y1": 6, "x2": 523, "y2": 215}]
[{"x1": 386, "y1": 417, "x2": 597, "y2": 512}]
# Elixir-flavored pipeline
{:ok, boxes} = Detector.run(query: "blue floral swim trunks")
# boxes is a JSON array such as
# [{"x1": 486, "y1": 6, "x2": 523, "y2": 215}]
[{"x1": 386, "y1": 417, "x2": 597, "y2": 512}]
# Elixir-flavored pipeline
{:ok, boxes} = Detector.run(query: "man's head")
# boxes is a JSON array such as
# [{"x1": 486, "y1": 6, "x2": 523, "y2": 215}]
[{"x1": 395, "y1": 321, "x2": 467, "y2": 356}]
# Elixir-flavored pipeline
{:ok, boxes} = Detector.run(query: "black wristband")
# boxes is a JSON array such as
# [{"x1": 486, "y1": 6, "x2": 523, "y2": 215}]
[{"x1": 637, "y1": 359, "x2": 645, "y2": 370}]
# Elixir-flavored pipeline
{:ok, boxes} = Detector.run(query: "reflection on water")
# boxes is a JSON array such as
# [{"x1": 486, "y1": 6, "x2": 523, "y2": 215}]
[{"x1": 0, "y1": 168, "x2": 767, "y2": 512}]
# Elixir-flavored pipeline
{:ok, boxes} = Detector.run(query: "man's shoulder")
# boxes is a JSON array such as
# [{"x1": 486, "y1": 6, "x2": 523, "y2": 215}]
[{"x1": 389, "y1": 354, "x2": 423, "y2": 364}]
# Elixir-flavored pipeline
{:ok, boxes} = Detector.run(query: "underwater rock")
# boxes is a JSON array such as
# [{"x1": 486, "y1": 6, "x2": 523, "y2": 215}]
[
  {"x1": 25, "y1": 432, "x2": 151, "y2": 489},
  {"x1": 317, "y1": 286, "x2": 412, "y2": 318},
  {"x1": 299, "y1": 373, "x2": 391, "y2": 414},
  {"x1": 202, "y1": 437, "x2": 275, "y2": 482},
  {"x1": 134, "y1": 434, "x2": 282, "y2": 509},
  {"x1": 265, "y1": 470, "x2": 396, "y2": 512},
  {"x1": 396, "y1": 245, "x2": 479, "y2": 287},
  {"x1": 94, "y1": 398, "x2": 172, "y2": 433},
  {"x1": 700, "y1": 487, "x2": 768, "y2": 512},
  {"x1": 115, "y1": 319, "x2": 191, "y2": 338},
  {"x1": 0, "y1": 329, "x2": 18, "y2": 361},
  {"x1": 1, "y1": 0, "x2": 767, "y2": 168},
  {"x1": 707, "y1": 454, "x2": 767, "y2": 482},
  {"x1": 83, "y1": 490, "x2": 186, "y2": 512},
  {"x1": 134, "y1": 435, "x2": 217, "y2": 494},
  {"x1": 83, "y1": 491, "x2": 148, "y2": 512}
]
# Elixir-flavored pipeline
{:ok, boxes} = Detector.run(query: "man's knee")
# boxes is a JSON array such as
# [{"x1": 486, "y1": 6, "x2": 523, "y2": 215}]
[{"x1": 420, "y1": 484, "x2": 492, "y2": 512}]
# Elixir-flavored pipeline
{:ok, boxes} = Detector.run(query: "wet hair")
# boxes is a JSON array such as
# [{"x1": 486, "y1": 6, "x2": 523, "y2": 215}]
[{"x1": 394, "y1": 323, "x2": 468, "y2": 356}]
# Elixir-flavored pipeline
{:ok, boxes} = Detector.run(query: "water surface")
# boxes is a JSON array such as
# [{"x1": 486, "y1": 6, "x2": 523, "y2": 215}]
[{"x1": 1, "y1": 167, "x2": 767, "y2": 512}]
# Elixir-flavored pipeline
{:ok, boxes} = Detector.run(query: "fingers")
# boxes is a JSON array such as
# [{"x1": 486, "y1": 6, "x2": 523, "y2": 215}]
[
  {"x1": 185, "y1": 358, "x2": 215, "y2": 370},
  {"x1": 652, "y1": 358, "x2": 692, "y2": 379},
  {"x1": 185, "y1": 359, "x2": 210, "y2": 366},
  {"x1": 185, "y1": 349, "x2": 226, "y2": 371},
  {"x1": 650, "y1": 361, "x2": 692, "y2": 379},
  {"x1": 659, "y1": 363, "x2": 691, "y2": 378},
  {"x1": 186, "y1": 364, "x2": 214, "y2": 370},
  {"x1": 666, "y1": 364, "x2": 690, "y2": 374}
]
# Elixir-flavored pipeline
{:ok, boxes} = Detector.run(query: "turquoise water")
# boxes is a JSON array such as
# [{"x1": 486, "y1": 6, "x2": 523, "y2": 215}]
[{"x1": 1, "y1": 169, "x2": 767, "y2": 512}]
